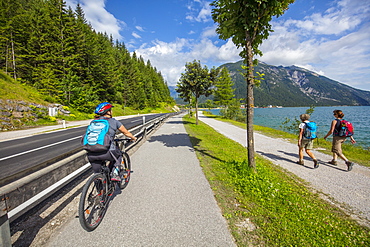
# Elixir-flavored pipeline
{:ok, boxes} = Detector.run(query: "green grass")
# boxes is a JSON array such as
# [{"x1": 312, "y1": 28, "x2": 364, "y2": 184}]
[
  {"x1": 203, "y1": 111, "x2": 370, "y2": 168},
  {"x1": 22, "y1": 104, "x2": 176, "y2": 128},
  {"x1": 0, "y1": 71, "x2": 176, "y2": 127},
  {"x1": 184, "y1": 115, "x2": 370, "y2": 246},
  {"x1": 0, "y1": 71, "x2": 51, "y2": 104}
]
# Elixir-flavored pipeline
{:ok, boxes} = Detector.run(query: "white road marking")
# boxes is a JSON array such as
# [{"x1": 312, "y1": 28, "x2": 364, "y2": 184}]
[{"x1": 0, "y1": 136, "x2": 81, "y2": 162}]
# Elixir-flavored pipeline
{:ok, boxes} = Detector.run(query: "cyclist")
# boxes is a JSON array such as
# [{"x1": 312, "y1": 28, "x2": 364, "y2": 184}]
[{"x1": 86, "y1": 102, "x2": 137, "y2": 181}]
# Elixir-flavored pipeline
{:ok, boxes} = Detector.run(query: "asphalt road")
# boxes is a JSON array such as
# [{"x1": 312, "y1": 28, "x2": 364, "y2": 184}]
[{"x1": 0, "y1": 114, "x2": 165, "y2": 185}]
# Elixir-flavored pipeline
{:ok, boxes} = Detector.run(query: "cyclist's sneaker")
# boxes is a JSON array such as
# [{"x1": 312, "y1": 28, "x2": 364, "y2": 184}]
[
  {"x1": 111, "y1": 174, "x2": 121, "y2": 182},
  {"x1": 313, "y1": 159, "x2": 319, "y2": 169},
  {"x1": 346, "y1": 161, "x2": 353, "y2": 171},
  {"x1": 328, "y1": 160, "x2": 337, "y2": 166},
  {"x1": 99, "y1": 195, "x2": 105, "y2": 203},
  {"x1": 97, "y1": 192, "x2": 105, "y2": 203}
]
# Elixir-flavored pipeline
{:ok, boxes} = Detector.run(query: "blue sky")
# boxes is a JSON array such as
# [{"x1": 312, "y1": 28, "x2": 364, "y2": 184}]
[{"x1": 65, "y1": 0, "x2": 370, "y2": 91}]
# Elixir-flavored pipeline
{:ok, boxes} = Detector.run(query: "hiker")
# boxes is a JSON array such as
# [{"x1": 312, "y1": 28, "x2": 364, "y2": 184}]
[
  {"x1": 297, "y1": 114, "x2": 319, "y2": 168},
  {"x1": 323, "y1": 110, "x2": 355, "y2": 171}
]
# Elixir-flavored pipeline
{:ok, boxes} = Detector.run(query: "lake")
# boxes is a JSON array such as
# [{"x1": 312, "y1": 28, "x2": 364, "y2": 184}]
[{"x1": 208, "y1": 106, "x2": 369, "y2": 149}]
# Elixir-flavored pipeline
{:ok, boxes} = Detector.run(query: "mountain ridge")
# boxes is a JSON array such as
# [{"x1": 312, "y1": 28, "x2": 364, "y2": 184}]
[{"x1": 221, "y1": 60, "x2": 370, "y2": 107}]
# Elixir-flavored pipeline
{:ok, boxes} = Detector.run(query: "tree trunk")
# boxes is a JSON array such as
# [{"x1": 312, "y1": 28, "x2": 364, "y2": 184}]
[
  {"x1": 245, "y1": 35, "x2": 256, "y2": 168},
  {"x1": 195, "y1": 96, "x2": 199, "y2": 125},
  {"x1": 11, "y1": 32, "x2": 16, "y2": 80}
]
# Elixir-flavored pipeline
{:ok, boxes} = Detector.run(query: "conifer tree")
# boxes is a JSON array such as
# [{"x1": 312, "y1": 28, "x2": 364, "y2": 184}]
[
  {"x1": 0, "y1": 0, "x2": 173, "y2": 111},
  {"x1": 214, "y1": 67, "x2": 234, "y2": 107}
]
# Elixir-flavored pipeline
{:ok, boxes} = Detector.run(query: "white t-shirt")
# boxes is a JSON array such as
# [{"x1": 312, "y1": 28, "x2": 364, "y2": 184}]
[
  {"x1": 299, "y1": 121, "x2": 310, "y2": 139},
  {"x1": 299, "y1": 120, "x2": 309, "y2": 129}
]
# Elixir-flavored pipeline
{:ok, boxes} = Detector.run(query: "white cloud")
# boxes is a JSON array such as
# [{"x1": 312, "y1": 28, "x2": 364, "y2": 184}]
[
  {"x1": 201, "y1": 25, "x2": 217, "y2": 38},
  {"x1": 136, "y1": 36, "x2": 240, "y2": 86},
  {"x1": 65, "y1": 0, "x2": 370, "y2": 91},
  {"x1": 258, "y1": 0, "x2": 370, "y2": 90},
  {"x1": 132, "y1": 32, "x2": 141, "y2": 39},
  {"x1": 65, "y1": 0, "x2": 125, "y2": 41},
  {"x1": 186, "y1": 0, "x2": 212, "y2": 22},
  {"x1": 285, "y1": 0, "x2": 369, "y2": 36},
  {"x1": 217, "y1": 39, "x2": 242, "y2": 61},
  {"x1": 135, "y1": 26, "x2": 145, "y2": 32},
  {"x1": 136, "y1": 38, "x2": 190, "y2": 84}
]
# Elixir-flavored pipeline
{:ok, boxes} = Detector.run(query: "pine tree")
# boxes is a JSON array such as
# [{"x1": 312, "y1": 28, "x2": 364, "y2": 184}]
[
  {"x1": 0, "y1": 0, "x2": 173, "y2": 112},
  {"x1": 214, "y1": 67, "x2": 234, "y2": 107}
]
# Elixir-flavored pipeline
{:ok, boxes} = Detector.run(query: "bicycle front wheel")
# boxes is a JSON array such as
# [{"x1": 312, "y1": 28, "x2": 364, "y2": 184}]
[
  {"x1": 119, "y1": 152, "x2": 131, "y2": 189},
  {"x1": 78, "y1": 173, "x2": 108, "y2": 231}
]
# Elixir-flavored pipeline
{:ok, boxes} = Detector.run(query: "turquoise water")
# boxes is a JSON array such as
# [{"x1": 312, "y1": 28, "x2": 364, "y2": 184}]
[{"x1": 209, "y1": 106, "x2": 370, "y2": 149}]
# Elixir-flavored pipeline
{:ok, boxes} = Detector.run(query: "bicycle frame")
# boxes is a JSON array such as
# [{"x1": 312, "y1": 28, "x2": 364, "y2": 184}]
[{"x1": 78, "y1": 138, "x2": 132, "y2": 231}]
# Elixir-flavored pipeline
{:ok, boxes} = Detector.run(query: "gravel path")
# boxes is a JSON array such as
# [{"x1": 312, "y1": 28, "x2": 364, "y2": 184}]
[{"x1": 198, "y1": 112, "x2": 370, "y2": 227}]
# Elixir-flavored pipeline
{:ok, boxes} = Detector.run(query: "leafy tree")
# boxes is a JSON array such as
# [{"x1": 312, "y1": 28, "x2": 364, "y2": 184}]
[
  {"x1": 214, "y1": 66, "x2": 234, "y2": 107},
  {"x1": 176, "y1": 60, "x2": 218, "y2": 124},
  {"x1": 211, "y1": 0, "x2": 295, "y2": 168}
]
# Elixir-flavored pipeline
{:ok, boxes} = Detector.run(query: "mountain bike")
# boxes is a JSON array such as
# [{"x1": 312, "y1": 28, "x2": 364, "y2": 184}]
[{"x1": 78, "y1": 138, "x2": 132, "y2": 231}]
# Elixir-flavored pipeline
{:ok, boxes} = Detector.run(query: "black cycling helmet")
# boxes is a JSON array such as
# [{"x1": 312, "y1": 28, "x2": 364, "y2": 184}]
[{"x1": 94, "y1": 102, "x2": 113, "y2": 115}]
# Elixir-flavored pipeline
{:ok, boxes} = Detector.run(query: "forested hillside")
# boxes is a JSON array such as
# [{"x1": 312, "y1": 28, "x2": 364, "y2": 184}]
[{"x1": 0, "y1": 0, "x2": 174, "y2": 112}]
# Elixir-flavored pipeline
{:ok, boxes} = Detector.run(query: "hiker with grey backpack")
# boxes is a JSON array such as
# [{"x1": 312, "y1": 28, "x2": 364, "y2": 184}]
[
  {"x1": 297, "y1": 114, "x2": 319, "y2": 169},
  {"x1": 323, "y1": 110, "x2": 355, "y2": 171}
]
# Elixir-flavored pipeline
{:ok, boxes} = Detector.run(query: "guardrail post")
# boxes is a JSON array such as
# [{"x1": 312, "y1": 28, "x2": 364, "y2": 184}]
[
  {"x1": 0, "y1": 209, "x2": 12, "y2": 247},
  {"x1": 0, "y1": 214, "x2": 11, "y2": 247},
  {"x1": 0, "y1": 197, "x2": 11, "y2": 247},
  {"x1": 143, "y1": 127, "x2": 147, "y2": 139}
]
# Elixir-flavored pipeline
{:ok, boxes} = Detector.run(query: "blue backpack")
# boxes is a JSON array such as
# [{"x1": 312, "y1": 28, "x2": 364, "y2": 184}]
[
  {"x1": 82, "y1": 119, "x2": 112, "y2": 152},
  {"x1": 304, "y1": 122, "x2": 317, "y2": 139}
]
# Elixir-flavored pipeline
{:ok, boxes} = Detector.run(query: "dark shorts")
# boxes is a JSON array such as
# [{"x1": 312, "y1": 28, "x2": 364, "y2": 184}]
[{"x1": 87, "y1": 148, "x2": 122, "y2": 173}]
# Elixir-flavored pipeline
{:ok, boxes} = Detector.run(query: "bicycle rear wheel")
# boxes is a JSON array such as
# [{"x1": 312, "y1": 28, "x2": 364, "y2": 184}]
[
  {"x1": 119, "y1": 152, "x2": 131, "y2": 189},
  {"x1": 78, "y1": 173, "x2": 108, "y2": 231}
]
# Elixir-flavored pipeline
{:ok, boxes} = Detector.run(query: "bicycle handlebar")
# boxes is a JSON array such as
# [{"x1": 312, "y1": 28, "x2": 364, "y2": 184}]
[{"x1": 114, "y1": 138, "x2": 135, "y2": 143}]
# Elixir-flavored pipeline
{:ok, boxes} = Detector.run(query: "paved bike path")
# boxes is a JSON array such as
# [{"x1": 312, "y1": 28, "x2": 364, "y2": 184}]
[
  {"x1": 47, "y1": 113, "x2": 236, "y2": 246},
  {"x1": 198, "y1": 112, "x2": 370, "y2": 226}
]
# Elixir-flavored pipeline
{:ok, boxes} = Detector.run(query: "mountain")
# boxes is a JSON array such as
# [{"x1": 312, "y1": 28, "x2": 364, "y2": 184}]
[{"x1": 221, "y1": 61, "x2": 370, "y2": 107}]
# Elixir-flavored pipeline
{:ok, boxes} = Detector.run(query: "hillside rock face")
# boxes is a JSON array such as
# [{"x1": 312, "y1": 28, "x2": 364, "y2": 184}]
[
  {"x1": 222, "y1": 61, "x2": 370, "y2": 107},
  {"x1": 0, "y1": 100, "x2": 67, "y2": 131}
]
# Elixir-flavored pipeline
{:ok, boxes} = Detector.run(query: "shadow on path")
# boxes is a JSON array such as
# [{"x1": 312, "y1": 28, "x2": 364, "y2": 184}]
[
  {"x1": 148, "y1": 133, "x2": 193, "y2": 148},
  {"x1": 277, "y1": 150, "x2": 348, "y2": 172},
  {"x1": 11, "y1": 180, "x2": 85, "y2": 247},
  {"x1": 257, "y1": 150, "x2": 295, "y2": 164}
]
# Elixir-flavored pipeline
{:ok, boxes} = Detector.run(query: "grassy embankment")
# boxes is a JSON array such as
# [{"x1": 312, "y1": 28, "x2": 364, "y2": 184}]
[
  {"x1": 183, "y1": 114, "x2": 369, "y2": 246},
  {"x1": 0, "y1": 72, "x2": 175, "y2": 128}
]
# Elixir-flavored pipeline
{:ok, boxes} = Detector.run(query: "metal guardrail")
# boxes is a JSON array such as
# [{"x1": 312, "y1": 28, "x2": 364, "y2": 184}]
[{"x1": 0, "y1": 113, "x2": 177, "y2": 247}]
